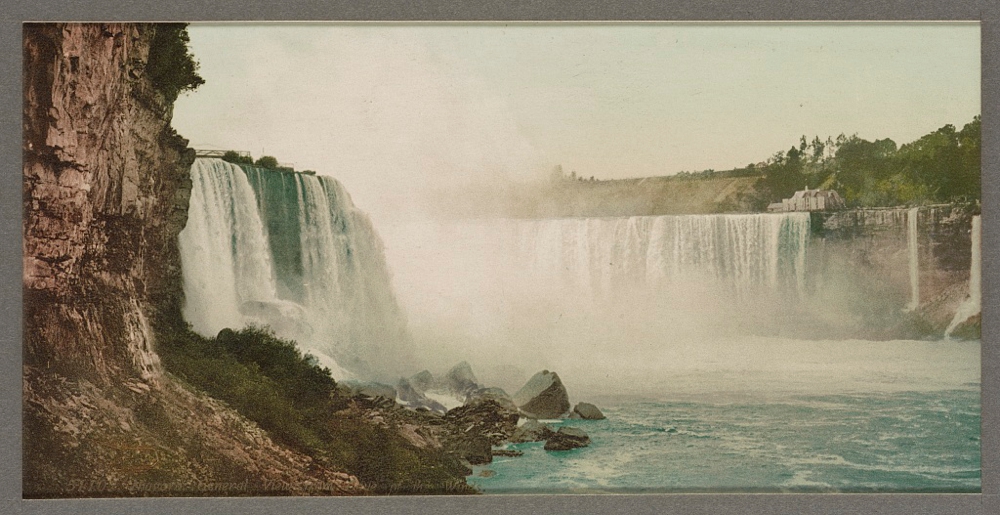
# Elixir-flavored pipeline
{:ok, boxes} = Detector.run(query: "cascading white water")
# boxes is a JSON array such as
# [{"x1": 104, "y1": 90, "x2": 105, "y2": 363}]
[
  {"x1": 946, "y1": 215, "x2": 981, "y2": 337},
  {"x1": 906, "y1": 207, "x2": 921, "y2": 311},
  {"x1": 179, "y1": 158, "x2": 410, "y2": 379},
  {"x1": 505, "y1": 213, "x2": 810, "y2": 301},
  {"x1": 179, "y1": 159, "x2": 278, "y2": 335},
  {"x1": 381, "y1": 212, "x2": 811, "y2": 382}
]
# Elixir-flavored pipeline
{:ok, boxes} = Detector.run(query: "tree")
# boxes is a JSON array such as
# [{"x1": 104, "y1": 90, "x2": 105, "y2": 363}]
[
  {"x1": 255, "y1": 155, "x2": 279, "y2": 169},
  {"x1": 146, "y1": 24, "x2": 205, "y2": 102},
  {"x1": 550, "y1": 165, "x2": 564, "y2": 183},
  {"x1": 221, "y1": 151, "x2": 253, "y2": 165}
]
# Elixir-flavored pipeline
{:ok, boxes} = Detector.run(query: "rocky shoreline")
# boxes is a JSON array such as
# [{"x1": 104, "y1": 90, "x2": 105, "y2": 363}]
[{"x1": 344, "y1": 362, "x2": 606, "y2": 476}]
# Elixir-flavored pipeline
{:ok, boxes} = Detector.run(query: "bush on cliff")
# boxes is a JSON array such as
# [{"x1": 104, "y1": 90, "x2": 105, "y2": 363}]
[
  {"x1": 221, "y1": 151, "x2": 253, "y2": 166},
  {"x1": 157, "y1": 326, "x2": 338, "y2": 451},
  {"x1": 255, "y1": 155, "x2": 279, "y2": 169},
  {"x1": 156, "y1": 325, "x2": 473, "y2": 493},
  {"x1": 146, "y1": 24, "x2": 205, "y2": 102}
]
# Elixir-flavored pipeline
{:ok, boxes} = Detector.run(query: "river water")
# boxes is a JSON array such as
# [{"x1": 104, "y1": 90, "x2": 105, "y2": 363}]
[{"x1": 378, "y1": 216, "x2": 980, "y2": 493}]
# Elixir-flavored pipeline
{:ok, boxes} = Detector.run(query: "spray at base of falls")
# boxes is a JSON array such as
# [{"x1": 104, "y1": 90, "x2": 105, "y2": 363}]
[
  {"x1": 179, "y1": 159, "x2": 411, "y2": 379},
  {"x1": 905, "y1": 207, "x2": 921, "y2": 311},
  {"x1": 946, "y1": 215, "x2": 981, "y2": 337}
]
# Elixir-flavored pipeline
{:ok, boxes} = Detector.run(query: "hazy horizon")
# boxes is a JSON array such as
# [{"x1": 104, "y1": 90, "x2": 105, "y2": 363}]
[{"x1": 172, "y1": 22, "x2": 980, "y2": 226}]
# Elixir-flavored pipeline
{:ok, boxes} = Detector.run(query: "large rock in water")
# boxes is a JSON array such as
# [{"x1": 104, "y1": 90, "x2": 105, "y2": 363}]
[
  {"x1": 445, "y1": 361, "x2": 480, "y2": 397},
  {"x1": 513, "y1": 370, "x2": 570, "y2": 419},
  {"x1": 543, "y1": 426, "x2": 591, "y2": 451},
  {"x1": 466, "y1": 387, "x2": 518, "y2": 413},
  {"x1": 445, "y1": 399, "x2": 520, "y2": 446},
  {"x1": 508, "y1": 419, "x2": 555, "y2": 443},
  {"x1": 569, "y1": 402, "x2": 606, "y2": 420},
  {"x1": 409, "y1": 370, "x2": 435, "y2": 393}
]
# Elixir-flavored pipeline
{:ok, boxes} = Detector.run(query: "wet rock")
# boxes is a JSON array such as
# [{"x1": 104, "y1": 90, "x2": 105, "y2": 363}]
[
  {"x1": 409, "y1": 370, "x2": 435, "y2": 393},
  {"x1": 543, "y1": 426, "x2": 591, "y2": 451},
  {"x1": 492, "y1": 449, "x2": 524, "y2": 458},
  {"x1": 508, "y1": 419, "x2": 555, "y2": 444},
  {"x1": 465, "y1": 387, "x2": 518, "y2": 412},
  {"x1": 569, "y1": 402, "x2": 605, "y2": 420},
  {"x1": 445, "y1": 399, "x2": 520, "y2": 446},
  {"x1": 445, "y1": 361, "x2": 480, "y2": 397},
  {"x1": 449, "y1": 434, "x2": 492, "y2": 465},
  {"x1": 513, "y1": 370, "x2": 570, "y2": 419}
]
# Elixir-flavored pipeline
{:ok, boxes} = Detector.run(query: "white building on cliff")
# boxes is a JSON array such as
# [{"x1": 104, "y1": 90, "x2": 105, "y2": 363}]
[{"x1": 768, "y1": 188, "x2": 845, "y2": 212}]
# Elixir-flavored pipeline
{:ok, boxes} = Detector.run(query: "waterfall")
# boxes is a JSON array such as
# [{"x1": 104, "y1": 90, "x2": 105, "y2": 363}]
[
  {"x1": 905, "y1": 207, "x2": 920, "y2": 311},
  {"x1": 945, "y1": 215, "x2": 981, "y2": 337},
  {"x1": 179, "y1": 159, "x2": 278, "y2": 336},
  {"x1": 179, "y1": 159, "x2": 410, "y2": 378},
  {"x1": 506, "y1": 213, "x2": 811, "y2": 301},
  {"x1": 383, "y1": 212, "x2": 811, "y2": 366}
]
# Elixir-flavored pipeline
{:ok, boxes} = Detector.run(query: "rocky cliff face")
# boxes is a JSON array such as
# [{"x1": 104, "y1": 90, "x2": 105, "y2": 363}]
[
  {"x1": 22, "y1": 23, "x2": 362, "y2": 497},
  {"x1": 807, "y1": 204, "x2": 980, "y2": 339}
]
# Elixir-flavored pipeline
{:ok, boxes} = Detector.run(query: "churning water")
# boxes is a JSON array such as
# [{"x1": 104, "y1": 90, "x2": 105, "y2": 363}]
[
  {"x1": 178, "y1": 162, "x2": 980, "y2": 492},
  {"x1": 379, "y1": 214, "x2": 980, "y2": 493}
]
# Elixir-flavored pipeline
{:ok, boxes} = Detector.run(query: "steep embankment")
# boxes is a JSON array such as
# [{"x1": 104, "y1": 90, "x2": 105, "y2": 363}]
[{"x1": 23, "y1": 23, "x2": 361, "y2": 497}]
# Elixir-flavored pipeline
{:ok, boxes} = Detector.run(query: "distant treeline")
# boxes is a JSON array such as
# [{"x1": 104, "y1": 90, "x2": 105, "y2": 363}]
[
  {"x1": 219, "y1": 151, "x2": 315, "y2": 175},
  {"x1": 554, "y1": 115, "x2": 980, "y2": 209},
  {"x1": 754, "y1": 116, "x2": 980, "y2": 207}
]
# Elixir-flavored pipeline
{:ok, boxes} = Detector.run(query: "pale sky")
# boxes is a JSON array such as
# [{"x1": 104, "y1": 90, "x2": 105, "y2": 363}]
[{"x1": 173, "y1": 22, "x2": 980, "y2": 222}]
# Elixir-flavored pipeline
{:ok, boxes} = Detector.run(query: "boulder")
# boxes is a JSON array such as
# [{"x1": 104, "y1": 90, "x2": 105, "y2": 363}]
[
  {"x1": 543, "y1": 426, "x2": 591, "y2": 451},
  {"x1": 465, "y1": 387, "x2": 518, "y2": 413},
  {"x1": 508, "y1": 419, "x2": 555, "y2": 443},
  {"x1": 513, "y1": 370, "x2": 570, "y2": 419},
  {"x1": 445, "y1": 399, "x2": 520, "y2": 445},
  {"x1": 569, "y1": 402, "x2": 605, "y2": 420},
  {"x1": 340, "y1": 380, "x2": 397, "y2": 401},
  {"x1": 409, "y1": 369, "x2": 435, "y2": 393},
  {"x1": 449, "y1": 434, "x2": 492, "y2": 465},
  {"x1": 396, "y1": 378, "x2": 447, "y2": 414},
  {"x1": 445, "y1": 361, "x2": 480, "y2": 397}
]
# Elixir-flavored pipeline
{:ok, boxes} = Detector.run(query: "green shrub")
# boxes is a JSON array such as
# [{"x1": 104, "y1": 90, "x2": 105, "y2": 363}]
[
  {"x1": 254, "y1": 156, "x2": 279, "y2": 169},
  {"x1": 155, "y1": 324, "x2": 472, "y2": 493},
  {"x1": 146, "y1": 24, "x2": 204, "y2": 102},
  {"x1": 221, "y1": 151, "x2": 253, "y2": 166}
]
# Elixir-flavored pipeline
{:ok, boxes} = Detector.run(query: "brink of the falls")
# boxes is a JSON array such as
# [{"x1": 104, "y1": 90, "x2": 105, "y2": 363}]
[{"x1": 178, "y1": 158, "x2": 411, "y2": 379}]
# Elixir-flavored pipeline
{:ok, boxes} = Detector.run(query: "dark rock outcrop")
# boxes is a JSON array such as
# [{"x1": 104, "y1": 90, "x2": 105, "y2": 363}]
[
  {"x1": 543, "y1": 426, "x2": 591, "y2": 451},
  {"x1": 513, "y1": 370, "x2": 571, "y2": 419},
  {"x1": 508, "y1": 419, "x2": 555, "y2": 444},
  {"x1": 465, "y1": 386, "x2": 518, "y2": 412},
  {"x1": 445, "y1": 399, "x2": 520, "y2": 446},
  {"x1": 569, "y1": 402, "x2": 606, "y2": 420}
]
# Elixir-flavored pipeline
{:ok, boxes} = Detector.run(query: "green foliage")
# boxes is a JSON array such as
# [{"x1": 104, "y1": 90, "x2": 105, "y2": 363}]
[
  {"x1": 255, "y1": 156, "x2": 279, "y2": 169},
  {"x1": 757, "y1": 116, "x2": 980, "y2": 207},
  {"x1": 156, "y1": 324, "x2": 473, "y2": 493},
  {"x1": 157, "y1": 326, "x2": 337, "y2": 451},
  {"x1": 221, "y1": 151, "x2": 253, "y2": 166},
  {"x1": 146, "y1": 24, "x2": 205, "y2": 103}
]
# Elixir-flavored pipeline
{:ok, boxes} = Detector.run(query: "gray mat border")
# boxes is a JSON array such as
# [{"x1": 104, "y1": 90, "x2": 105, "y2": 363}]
[{"x1": 1, "y1": 1, "x2": 997, "y2": 514}]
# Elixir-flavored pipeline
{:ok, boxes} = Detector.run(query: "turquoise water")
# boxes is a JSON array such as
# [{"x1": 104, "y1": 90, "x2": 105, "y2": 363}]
[{"x1": 469, "y1": 389, "x2": 980, "y2": 493}]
